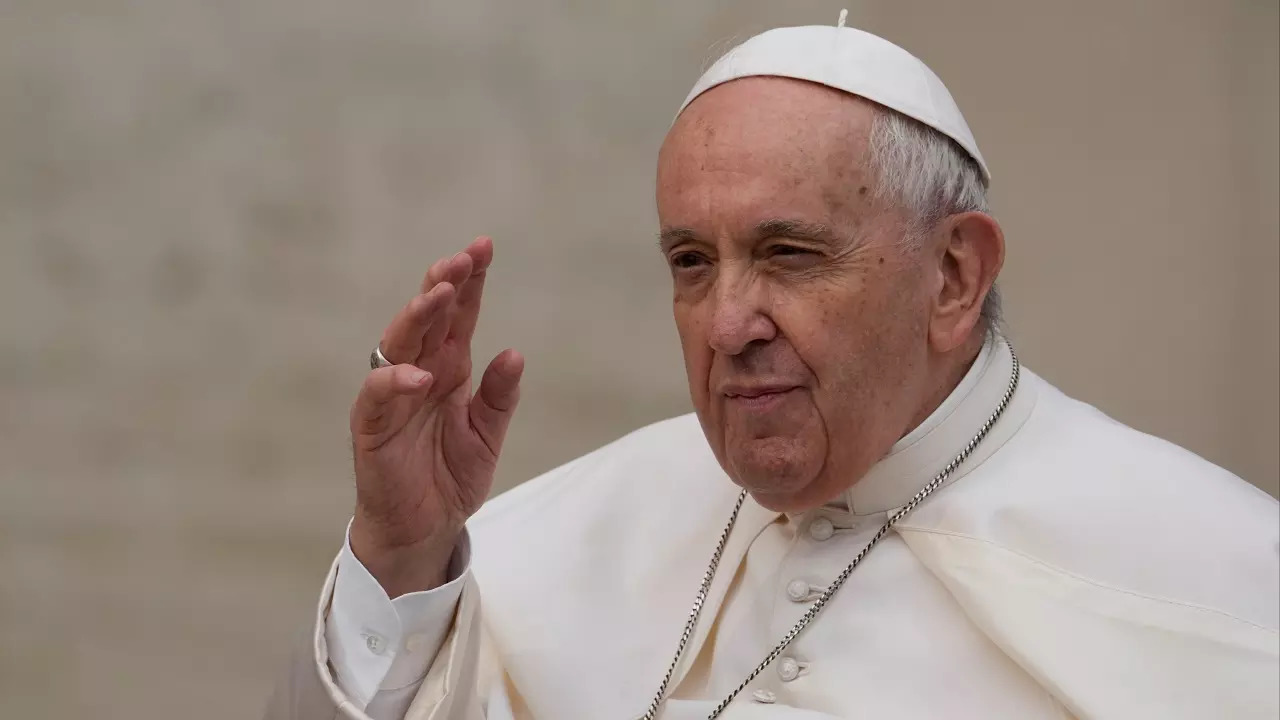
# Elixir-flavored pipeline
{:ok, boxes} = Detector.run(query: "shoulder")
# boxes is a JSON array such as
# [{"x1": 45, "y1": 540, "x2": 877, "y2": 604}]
[
  {"x1": 472, "y1": 412, "x2": 720, "y2": 525},
  {"x1": 466, "y1": 412, "x2": 735, "y2": 573},
  {"x1": 902, "y1": 369, "x2": 1279, "y2": 629},
  {"x1": 1012, "y1": 371, "x2": 1274, "y2": 514}
]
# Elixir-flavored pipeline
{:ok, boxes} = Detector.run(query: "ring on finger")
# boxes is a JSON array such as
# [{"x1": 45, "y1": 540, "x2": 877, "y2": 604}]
[{"x1": 369, "y1": 345, "x2": 394, "y2": 370}]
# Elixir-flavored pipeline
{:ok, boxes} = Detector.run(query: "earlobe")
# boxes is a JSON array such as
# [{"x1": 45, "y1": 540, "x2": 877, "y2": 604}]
[{"x1": 928, "y1": 212, "x2": 1004, "y2": 352}]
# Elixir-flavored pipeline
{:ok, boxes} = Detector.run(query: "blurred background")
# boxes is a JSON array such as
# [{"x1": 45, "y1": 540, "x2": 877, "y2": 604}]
[{"x1": 1, "y1": 0, "x2": 1276, "y2": 717}]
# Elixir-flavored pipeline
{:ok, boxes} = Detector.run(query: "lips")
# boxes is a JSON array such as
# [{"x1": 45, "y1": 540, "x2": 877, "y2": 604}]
[
  {"x1": 721, "y1": 383, "x2": 800, "y2": 399},
  {"x1": 721, "y1": 384, "x2": 799, "y2": 413}
]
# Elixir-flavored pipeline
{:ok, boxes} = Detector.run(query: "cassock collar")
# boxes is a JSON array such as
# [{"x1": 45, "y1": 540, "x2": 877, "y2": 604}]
[{"x1": 838, "y1": 333, "x2": 1028, "y2": 516}]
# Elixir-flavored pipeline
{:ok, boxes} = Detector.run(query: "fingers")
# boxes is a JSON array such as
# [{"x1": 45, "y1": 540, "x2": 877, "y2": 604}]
[
  {"x1": 352, "y1": 364, "x2": 434, "y2": 435},
  {"x1": 380, "y1": 237, "x2": 496, "y2": 367},
  {"x1": 468, "y1": 349, "x2": 524, "y2": 456},
  {"x1": 379, "y1": 282, "x2": 456, "y2": 365},
  {"x1": 416, "y1": 237, "x2": 493, "y2": 347},
  {"x1": 450, "y1": 237, "x2": 493, "y2": 345},
  {"x1": 405, "y1": 237, "x2": 486, "y2": 356},
  {"x1": 461, "y1": 235, "x2": 495, "y2": 276},
  {"x1": 420, "y1": 242, "x2": 479, "y2": 294}
]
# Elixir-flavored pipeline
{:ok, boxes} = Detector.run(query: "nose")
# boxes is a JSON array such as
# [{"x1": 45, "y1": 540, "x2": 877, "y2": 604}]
[{"x1": 707, "y1": 268, "x2": 776, "y2": 355}]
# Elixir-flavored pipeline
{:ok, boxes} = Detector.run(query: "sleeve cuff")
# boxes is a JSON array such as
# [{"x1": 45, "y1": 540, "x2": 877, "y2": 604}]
[{"x1": 323, "y1": 520, "x2": 470, "y2": 708}]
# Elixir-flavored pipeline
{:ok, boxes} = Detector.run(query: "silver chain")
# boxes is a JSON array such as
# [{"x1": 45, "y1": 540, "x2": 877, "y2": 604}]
[{"x1": 639, "y1": 346, "x2": 1020, "y2": 720}]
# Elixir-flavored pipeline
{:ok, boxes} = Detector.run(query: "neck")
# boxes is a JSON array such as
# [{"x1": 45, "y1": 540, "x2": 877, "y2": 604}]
[
  {"x1": 826, "y1": 330, "x2": 1025, "y2": 515},
  {"x1": 902, "y1": 331, "x2": 988, "y2": 442}
]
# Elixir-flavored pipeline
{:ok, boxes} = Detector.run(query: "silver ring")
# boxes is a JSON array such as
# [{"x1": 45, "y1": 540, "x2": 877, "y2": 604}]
[{"x1": 370, "y1": 345, "x2": 394, "y2": 369}]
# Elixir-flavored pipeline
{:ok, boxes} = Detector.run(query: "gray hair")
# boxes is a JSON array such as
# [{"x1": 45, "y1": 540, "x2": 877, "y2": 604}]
[{"x1": 868, "y1": 108, "x2": 1002, "y2": 331}]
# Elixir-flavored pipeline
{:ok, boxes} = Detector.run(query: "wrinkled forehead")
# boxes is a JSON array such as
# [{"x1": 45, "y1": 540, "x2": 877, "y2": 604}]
[
  {"x1": 657, "y1": 78, "x2": 879, "y2": 223},
  {"x1": 664, "y1": 77, "x2": 874, "y2": 159}
]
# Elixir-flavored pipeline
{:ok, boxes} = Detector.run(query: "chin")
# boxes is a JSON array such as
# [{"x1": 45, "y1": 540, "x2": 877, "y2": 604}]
[{"x1": 727, "y1": 444, "x2": 826, "y2": 512}]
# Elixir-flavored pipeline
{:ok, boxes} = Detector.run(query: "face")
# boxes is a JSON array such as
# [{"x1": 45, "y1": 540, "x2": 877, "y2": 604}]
[{"x1": 656, "y1": 78, "x2": 941, "y2": 512}]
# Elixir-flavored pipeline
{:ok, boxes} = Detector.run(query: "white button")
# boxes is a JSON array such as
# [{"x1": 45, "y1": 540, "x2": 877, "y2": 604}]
[
  {"x1": 752, "y1": 689, "x2": 777, "y2": 704},
  {"x1": 364, "y1": 633, "x2": 387, "y2": 655},
  {"x1": 786, "y1": 579, "x2": 811, "y2": 602},
  {"x1": 808, "y1": 517, "x2": 835, "y2": 541},
  {"x1": 777, "y1": 656, "x2": 801, "y2": 682}
]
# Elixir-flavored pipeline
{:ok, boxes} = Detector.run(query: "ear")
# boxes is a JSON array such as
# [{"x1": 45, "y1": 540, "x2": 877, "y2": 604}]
[{"x1": 928, "y1": 212, "x2": 1005, "y2": 352}]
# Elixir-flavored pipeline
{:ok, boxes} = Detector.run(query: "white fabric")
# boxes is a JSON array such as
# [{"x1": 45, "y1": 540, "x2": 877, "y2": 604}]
[
  {"x1": 315, "y1": 335, "x2": 1280, "y2": 719},
  {"x1": 325, "y1": 523, "x2": 469, "y2": 718},
  {"x1": 677, "y1": 23, "x2": 991, "y2": 181}
]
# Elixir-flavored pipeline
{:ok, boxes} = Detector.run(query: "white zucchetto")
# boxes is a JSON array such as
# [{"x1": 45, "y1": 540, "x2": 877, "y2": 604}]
[{"x1": 678, "y1": 11, "x2": 991, "y2": 182}]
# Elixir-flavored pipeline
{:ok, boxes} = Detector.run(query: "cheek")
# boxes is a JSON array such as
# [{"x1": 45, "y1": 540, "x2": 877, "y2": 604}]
[
  {"x1": 673, "y1": 302, "x2": 713, "y2": 389},
  {"x1": 773, "y1": 288, "x2": 899, "y2": 428},
  {"x1": 674, "y1": 301, "x2": 728, "y2": 461},
  {"x1": 797, "y1": 283, "x2": 928, "y2": 446},
  {"x1": 771, "y1": 294, "x2": 855, "y2": 381}
]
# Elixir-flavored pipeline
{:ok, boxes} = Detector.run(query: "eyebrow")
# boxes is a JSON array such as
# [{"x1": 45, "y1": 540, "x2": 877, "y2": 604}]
[
  {"x1": 657, "y1": 227, "x2": 697, "y2": 252},
  {"x1": 753, "y1": 218, "x2": 837, "y2": 244},
  {"x1": 658, "y1": 219, "x2": 837, "y2": 252}
]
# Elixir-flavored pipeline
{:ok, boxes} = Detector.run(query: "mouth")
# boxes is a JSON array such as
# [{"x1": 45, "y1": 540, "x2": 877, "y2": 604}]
[{"x1": 723, "y1": 385, "x2": 801, "y2": 411}]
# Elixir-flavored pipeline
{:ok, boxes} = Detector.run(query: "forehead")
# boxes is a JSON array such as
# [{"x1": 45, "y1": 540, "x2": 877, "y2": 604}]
[{"x1": 657, "y1": 77, "x2": 878, "y2": 230}]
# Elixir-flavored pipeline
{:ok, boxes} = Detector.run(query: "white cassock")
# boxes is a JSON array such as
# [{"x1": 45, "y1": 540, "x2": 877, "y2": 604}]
[{"x1": 268, "y1": 335, "x2": 1279, "y2": 720}]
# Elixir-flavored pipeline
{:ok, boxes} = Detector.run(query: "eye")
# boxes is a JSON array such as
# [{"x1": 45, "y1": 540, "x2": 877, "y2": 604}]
[
  {"x1": 767, "y1": 244, "x2": 820, "y2": 260},
  {"x1": 669, "y1": 251, "x2": 709, "y2": 270},
  {"x1": 771, "y1": 245, "x2": 809, "y2": 255}
]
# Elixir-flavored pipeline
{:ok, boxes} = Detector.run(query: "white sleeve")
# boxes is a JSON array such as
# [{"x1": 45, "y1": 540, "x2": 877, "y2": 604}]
[{"x1": 324, "y1": 522, "x2": 470, "y2": 720}]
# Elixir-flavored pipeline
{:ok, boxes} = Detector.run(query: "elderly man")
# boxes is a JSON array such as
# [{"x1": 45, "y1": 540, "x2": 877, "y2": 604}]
[{"x1": 267, "y1": 18, "x2": 1279, "y2": 720}]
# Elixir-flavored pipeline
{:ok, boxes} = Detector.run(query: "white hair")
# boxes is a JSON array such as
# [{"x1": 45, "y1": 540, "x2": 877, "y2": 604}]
[{"x1": 869, "y1": 108, "x2": 1002, "y2": 330}]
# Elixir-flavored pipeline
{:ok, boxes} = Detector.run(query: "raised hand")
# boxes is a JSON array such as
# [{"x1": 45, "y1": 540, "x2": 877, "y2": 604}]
[{"x1": 348, "y1": 236, "x2": 523, "y2": 597}]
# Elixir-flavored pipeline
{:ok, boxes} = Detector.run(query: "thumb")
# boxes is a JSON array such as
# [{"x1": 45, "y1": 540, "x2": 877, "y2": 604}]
[{"x1": 468, "y1": 349, "x2": 524, "y2": 457}]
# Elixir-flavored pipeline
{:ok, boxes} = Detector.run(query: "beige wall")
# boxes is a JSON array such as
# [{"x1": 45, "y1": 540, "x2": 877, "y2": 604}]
[{"x1": 1, "y1": 1, "x2": 1275, "y2": 717}]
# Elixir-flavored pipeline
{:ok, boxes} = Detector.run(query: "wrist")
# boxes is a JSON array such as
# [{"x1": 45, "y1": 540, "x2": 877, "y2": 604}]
[{"x1": 349, "y1": 515, "x2": 460, "y2": 598}]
